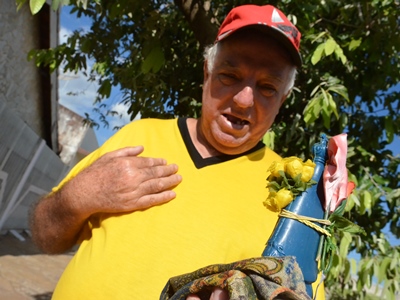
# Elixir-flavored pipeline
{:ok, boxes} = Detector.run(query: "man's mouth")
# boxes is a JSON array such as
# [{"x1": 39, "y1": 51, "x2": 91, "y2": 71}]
[{"x1": 223, "y1": 114, "x2": 249, "y2": 126}]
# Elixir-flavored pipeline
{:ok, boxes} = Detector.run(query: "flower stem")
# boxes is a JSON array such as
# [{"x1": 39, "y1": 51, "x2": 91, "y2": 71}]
[{"x1": 316, "y1": 199, "x2": 331, "y2": 264}]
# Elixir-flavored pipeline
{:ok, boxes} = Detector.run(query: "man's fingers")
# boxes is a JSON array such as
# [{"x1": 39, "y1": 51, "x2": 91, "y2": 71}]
[
  {"x1": 146, "y1": 163, "x2": 179, "y2": 178},
  {"x1": 186, "y1": 295, "x2": 200, "y2": 300},
  {"x1": 185, "y1": 288, "x2": 229, "y2": 300},
  {"x1": 142, "y1": 173, "x2": 182, "y2": 194},
  {"x1": 101, "y1": 147, "x2": 170, "y2": 169},
  {"x1": 104, "y1": 146, "x2": 167, "y2": 164},
  {"x1": 105, "y1": 146, "x2": 145, "y2": 158},
  {"x1": 127, "y1": 173, "x2": 182, "y2": 210},
  {"x1": 133, "y1": 190, "x2": 178, "y2": 210},
  {"x1": 210, "y1": 288, "x2": 229, "y2": 300}
]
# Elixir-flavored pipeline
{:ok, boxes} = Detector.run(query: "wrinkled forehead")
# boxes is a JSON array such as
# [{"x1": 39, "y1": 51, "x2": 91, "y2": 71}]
[{"x1": 217, "y1": 27, "x2": 293, "y2": 65}]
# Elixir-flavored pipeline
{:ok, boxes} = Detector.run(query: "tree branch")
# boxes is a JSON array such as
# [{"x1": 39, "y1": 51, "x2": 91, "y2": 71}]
[{"x1": 173, "y1": 0, "x2": 218, "y2": 49}]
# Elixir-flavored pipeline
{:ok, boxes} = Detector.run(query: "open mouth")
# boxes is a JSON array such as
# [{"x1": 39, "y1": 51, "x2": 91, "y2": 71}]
[{"x1": 223, "y1": 114, "x2": 249, "y2": 126}]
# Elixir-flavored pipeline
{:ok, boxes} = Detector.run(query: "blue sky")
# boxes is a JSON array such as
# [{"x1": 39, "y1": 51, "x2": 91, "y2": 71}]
[{"x1": 59, "y1": 7, "x2": 131, "y2": 145}]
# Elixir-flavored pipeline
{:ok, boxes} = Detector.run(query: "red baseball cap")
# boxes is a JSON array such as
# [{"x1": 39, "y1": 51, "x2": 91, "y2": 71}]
[{"x1": 216, "y1": 4, "x2": 302, "y2": 67}]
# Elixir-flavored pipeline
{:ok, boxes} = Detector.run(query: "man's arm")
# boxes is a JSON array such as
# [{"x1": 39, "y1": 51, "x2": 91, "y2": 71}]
[{"x1": 30, "y1": 146, "x2": 182, "y2": 254}]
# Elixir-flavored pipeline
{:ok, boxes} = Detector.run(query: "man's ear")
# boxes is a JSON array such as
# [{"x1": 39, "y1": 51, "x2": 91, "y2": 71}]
[{"x1": 203, "y1": 60, "x2": 210, "y2": 82}]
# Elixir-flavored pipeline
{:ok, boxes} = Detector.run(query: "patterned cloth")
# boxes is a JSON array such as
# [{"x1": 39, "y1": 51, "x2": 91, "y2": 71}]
[{"x1": 160, "y1": 256, "x2": 312, "y2": 300}]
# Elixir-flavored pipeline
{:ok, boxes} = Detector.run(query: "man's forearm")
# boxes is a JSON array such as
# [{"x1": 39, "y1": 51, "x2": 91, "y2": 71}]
[
  {"x1": 29, "y1": 184, "x2": 89, "y2": 254},
  {"x1": 29, "y1": 147, "x2": 182, "y2": 254}
]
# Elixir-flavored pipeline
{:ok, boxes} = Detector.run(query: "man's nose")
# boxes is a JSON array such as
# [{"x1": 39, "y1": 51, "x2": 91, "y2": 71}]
[{"x1": 233, "y1": 86, "x2": 254, "y2": 108}]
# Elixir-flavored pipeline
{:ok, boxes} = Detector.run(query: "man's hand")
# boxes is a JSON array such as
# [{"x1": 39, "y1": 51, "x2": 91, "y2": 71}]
[
  {"x1": 30, "y1": 146, "x2": 182, "y2": 254},
  {"x1": 186, "y1": 288, "x2": 229, "y2": 300},
  {"x1": 66, "y1": 146, "x2": 182, "y2": 218}
]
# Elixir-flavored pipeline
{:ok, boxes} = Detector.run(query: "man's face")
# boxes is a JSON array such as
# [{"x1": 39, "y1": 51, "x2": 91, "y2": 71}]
[{"x1": 200, "y1": 31, "x2": 295, "y2": 155}]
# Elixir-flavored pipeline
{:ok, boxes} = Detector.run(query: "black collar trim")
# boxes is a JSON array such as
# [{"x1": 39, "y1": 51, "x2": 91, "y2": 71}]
[{"x1": 178, "y1": 118, "x2": 265, "y2": 169}]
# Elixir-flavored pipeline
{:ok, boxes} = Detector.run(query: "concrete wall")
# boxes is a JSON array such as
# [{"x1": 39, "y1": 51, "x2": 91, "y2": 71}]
[
  {"x1": 0, "y1": 2, "x2": 66, "y2": 231},
  {"x1": 0, "y1": 2, "x2": 43, "y2": 136},
  {"x1": 0, "y1": 1, "x2": 59, "y2": 151}
]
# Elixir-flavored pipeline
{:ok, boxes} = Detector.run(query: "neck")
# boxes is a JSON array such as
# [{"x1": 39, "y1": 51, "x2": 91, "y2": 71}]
[{"x1": 186, "y1": 118, "x2": 221, "y2": 158}]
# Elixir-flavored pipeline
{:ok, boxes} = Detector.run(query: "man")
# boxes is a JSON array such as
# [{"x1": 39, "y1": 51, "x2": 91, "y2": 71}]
[{"x1": 30, "y1": 4, "x2": 323, "y2": 299}]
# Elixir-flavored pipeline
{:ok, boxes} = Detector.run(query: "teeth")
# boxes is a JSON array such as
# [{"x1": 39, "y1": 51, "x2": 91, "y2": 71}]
[{"x1": 225, "y1": 114, "x2": 247, "y2": 125}]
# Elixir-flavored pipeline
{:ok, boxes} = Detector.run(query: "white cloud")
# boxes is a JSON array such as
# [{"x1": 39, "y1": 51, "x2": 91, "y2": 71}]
[
  {"x1": 59, "y1": 26, "x2": 73, "y2": 44},
  {"x1": 58, "y1": 68, "x2": 98, "y2": 118},
  {"x1": 108, "y1": 102, "x2": 133, "y2": 128}
]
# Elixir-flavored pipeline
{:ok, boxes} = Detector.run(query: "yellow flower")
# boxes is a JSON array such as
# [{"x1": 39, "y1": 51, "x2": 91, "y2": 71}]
[
  {"x1": 284, "y1": 157, "x2": 304, "y2": 179},
  {"x1": 300, "y1": 159, "x2": 315, "y2": 182},
  {"x1": 275, "y1": 188, "x2": 294, "y2": 208},
  {"x1": 301, "y1": 165, "x2": 314, "y2": 182},
  {"x1": 263, "y1": 188, "x2": 294, "y2": 212},
  {"x1": 303, "y1": 159, "x2": 315, "y2": 167},
  {"x1": 268, "y1": 160, "x2": 285, "y2": 178}
]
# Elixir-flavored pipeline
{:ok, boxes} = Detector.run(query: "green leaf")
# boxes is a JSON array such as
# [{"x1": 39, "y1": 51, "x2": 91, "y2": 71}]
[
  {"x1": 50, "y1": 0, "x2": 64, "y2": 11},
  {"x1": 327, "y1": 84, "x2": 349, "y2": 102},
  {"x1": 334, "y1": 46, "x2": 347, "y2": 64},
  {"x1": 80, "y1": 39, "x2": 93, "y2": 54},
  {"x1": 330, "y1": 215, "x2": 366, "y2": 234},
  {"x1": 98, "y1": 80, "x2": 112, "y2": 98},
  {"x1": 77, "y1": 0, "x2": 89, "y2": 9},
  {"x1": 16, "y1": 0, "x2": 28, "y2": 11},
  {"x1": 93, "y1": 62, "x2": 108, "y2": 76},
  {"x1": 29, "y1": 0, "x2": 46, "y2": 14},
  {"x1": 350, "y1": 258, "x2": 357, "y2": 275},
  {"x1": 267, "y1": 181, "x2": 281, "y2": 191},
  {"x1": 328, "y1": 92, "x2": 339, "y2": 119},
  {"x1": 331, "y1": 200, "x2": 347, "y2": 216},
  {"x1": 141, "y1": 46, "x2": 165, "y2": 74},
  {"x1": 324, "y1": 38, "x2": 337, "y2": 56},
  {"x1": 263, "y1": 131, "x2": 275, "y2": 149},
  {"x1": 339, "y1": 232, "x2": 351, "y2": 259},
  {"x1": 378, "y1": 242, "x2": 386, "y2": 254},
  {"x1": 348, "y1": 38, "x2": 362, "y2": 51},
  {"x1": 390, "y1": 255, "x2": 399, "y2": 270},
  {"x1": 311, "y1": 43, "x2": 325, "y2": 65},
  {"x1": 311, "y1": 31, "x2": 327, "y2": 43},
  {"x1": 360, "y1": 190, "x2": 372, "y2": 215},
  {"x1": 384, "y1": 116, "x2": 394, "y2": 143},
  {"x1": 378, "y1": 257, "x2": 392, "y2": 283}
]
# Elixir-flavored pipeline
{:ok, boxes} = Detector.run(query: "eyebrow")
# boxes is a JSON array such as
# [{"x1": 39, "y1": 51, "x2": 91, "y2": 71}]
[{"x1": 217, "y1": 59, "x2": 286, "y2": 84}]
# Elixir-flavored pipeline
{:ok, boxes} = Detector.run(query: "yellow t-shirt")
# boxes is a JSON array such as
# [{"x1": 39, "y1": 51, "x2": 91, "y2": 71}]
[{"x1": 52, "y1": 118, "x2": 324, "y2": 299}]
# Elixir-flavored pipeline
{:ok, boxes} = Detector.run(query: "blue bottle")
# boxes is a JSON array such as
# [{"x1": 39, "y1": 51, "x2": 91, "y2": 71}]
[{"x1": 262, "y1": 134, "x2": 329, "y2": 298}]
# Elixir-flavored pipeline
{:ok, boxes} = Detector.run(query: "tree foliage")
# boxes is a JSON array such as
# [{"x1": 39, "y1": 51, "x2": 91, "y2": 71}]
[{"x1": 18, "y1": 0, "x2": 399, "y2": 298}]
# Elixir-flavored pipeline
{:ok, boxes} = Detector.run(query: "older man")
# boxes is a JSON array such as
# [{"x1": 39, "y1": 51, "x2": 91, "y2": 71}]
[{"x1": 30, "y1": 4, "x2": 322, "y2": 299}]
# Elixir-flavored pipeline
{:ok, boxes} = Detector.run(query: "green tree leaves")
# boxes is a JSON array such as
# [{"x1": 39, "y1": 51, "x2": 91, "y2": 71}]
[
  {"x1": 303, "y1": 75, "x2": 348, "y2": 129},
  {"x1": 17, "y1": 0, "x2": 69, "y2": 14},
  {"x1": 311, "y1": 35, "x2": 347, "y2": 66},
  {"x1": 141, "y1": 46, "x2": 165, "y2": 74},
  {"x1": 30, "y1": 0, "x2": 46, "y2": 14}
]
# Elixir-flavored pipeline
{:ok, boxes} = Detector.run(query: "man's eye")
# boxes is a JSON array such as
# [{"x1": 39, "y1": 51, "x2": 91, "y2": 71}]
[
  {"x1": 218, "y1": 73, "x2": 239, "y2": 85},
  {"x1": 259, "y1": 85, "x2": 277, "y2": 96}
]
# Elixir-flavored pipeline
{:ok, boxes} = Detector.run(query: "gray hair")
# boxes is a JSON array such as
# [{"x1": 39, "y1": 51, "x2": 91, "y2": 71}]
[{"x1": 203, "y1": 43, "x2": 297, "y2": 94}]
